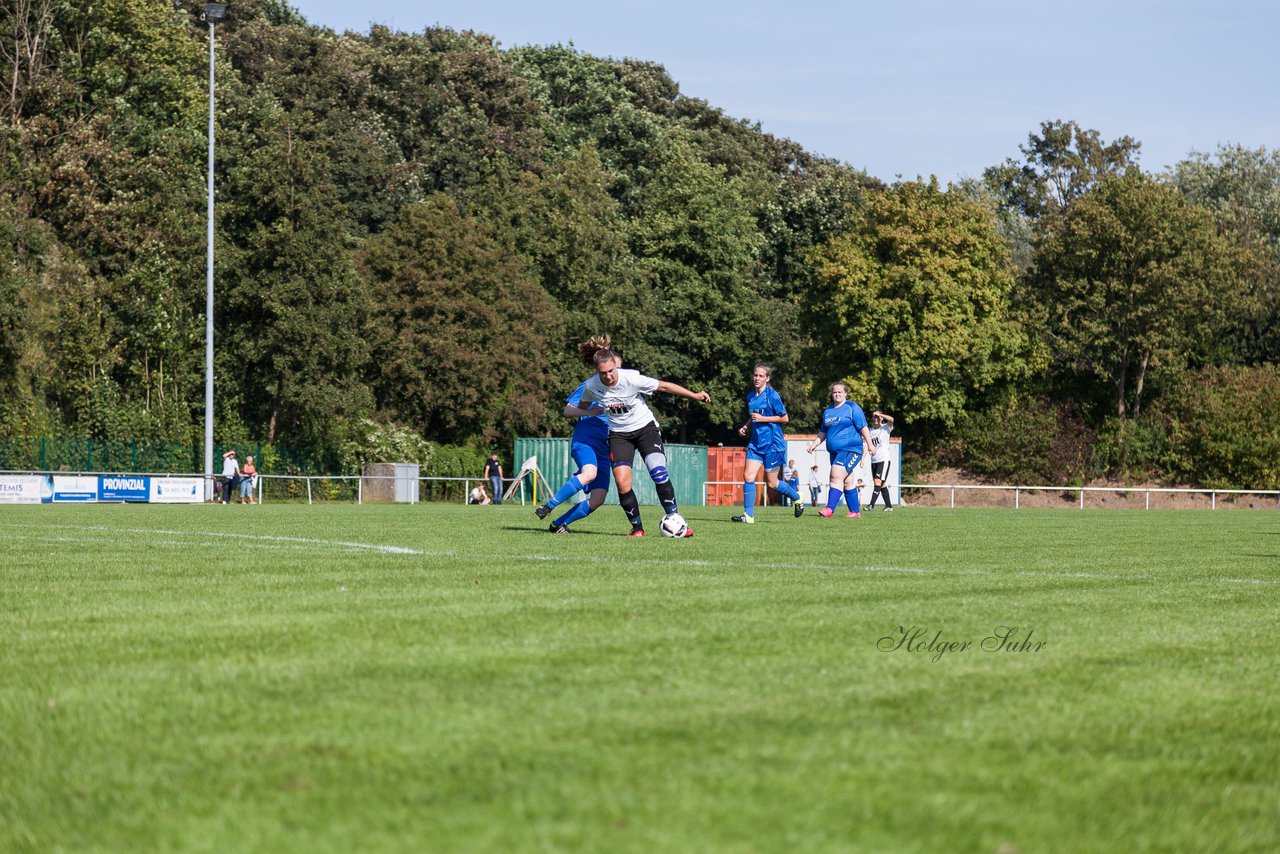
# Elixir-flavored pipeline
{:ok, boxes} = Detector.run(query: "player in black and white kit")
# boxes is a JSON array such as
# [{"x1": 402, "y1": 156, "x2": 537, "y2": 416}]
[
  {"x1": 866, "y1": 410, "x2": 895, "y2": 511},
  {"x1": 565, "y1": 347, "x2": 711, "y2": 537}
]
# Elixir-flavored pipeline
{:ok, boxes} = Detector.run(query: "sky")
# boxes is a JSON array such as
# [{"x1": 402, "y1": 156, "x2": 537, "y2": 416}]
[{"x1": 287, "y1": 0, "x2": 1279, "y2": 185}]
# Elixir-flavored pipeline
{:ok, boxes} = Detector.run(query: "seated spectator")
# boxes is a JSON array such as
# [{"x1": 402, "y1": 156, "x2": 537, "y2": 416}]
[{"x1": 469, "y1": 484, "x2": 491, "y2": 505}]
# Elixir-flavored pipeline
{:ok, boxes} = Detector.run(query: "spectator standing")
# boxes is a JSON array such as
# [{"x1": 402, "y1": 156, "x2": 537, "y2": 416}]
[
  {"x1": 239, "y1": 455, "x2": 258, "y2": 504},
  {"x1": 808, "y1": 464, "x2": 822, "y2": 505},
  {"x1": 221, "y1": 450, "x2": 239, "y2": 505},
  {"x1": 485, "y1": 453, "x2": 504, "y2": 505}
]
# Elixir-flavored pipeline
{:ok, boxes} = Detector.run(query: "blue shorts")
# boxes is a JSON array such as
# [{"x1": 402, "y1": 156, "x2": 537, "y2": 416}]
[
  {"x1": 571, "y1": 439, "x2": 612, "y2": 493},
  {"x1": 746, "y1": 446, "x2": 786, "y2": 471},
  {"x1": 829, "y1": 448, "x2": 864, "y2": 471}
]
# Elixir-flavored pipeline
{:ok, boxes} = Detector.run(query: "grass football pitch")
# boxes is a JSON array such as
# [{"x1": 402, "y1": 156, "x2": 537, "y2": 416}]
[{"x1": 2, "y1": 502, "x2": 1278, "y2": 852}]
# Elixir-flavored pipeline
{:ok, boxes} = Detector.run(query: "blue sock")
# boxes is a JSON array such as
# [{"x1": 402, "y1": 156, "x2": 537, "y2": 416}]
[
  {"x1": 553, "y1": 499, "x2": 593, "y2": 527},
  {"x1": 844, "y1": 488, "x2": 861, "y2": 514},
  {"x1": 743, "y1": 481, "x2": 757, "y2": 517},
  {"x1": 546, "y1": 475, "x2": 584, "y2": 510},
  {"x1": 777, "y1": 480, "x2": 801, "y2": 503},
  {"x1": 825, "y1": 488, "x2": 842, "y2": 512}
]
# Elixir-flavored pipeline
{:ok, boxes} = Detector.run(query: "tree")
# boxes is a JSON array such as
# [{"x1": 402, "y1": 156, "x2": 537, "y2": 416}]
[
  {"x1": 805, "y1": 179, "x2": 1036, "y2": 438},
  {"x1": 365, "y1": 26, "x2": 545, "y2": 197},
  {"x1": 1170, "y1": 144, "x2": 1280, "y2": 364},
  {"x1": 215, "y1": 86, "x2": 374, "y2": 449},
  {"x1": 626, "y1": 133, "x2": 784, "y2": 441},
  {"x1": 359, "y1": 194, "x2": 555, "y2": 442},
  {"x1": 984, "y1": 119, "x2": 1142, "y2": 220},
  {"x1": 466, "y1": 143, "x2": 654, "y2": 400},
  {"x1": 0, "y1": 0, "x2": 57, "y2": 124},
  {"x1": 1033, "y1": 172, "x2": 1242, "y2": 419}
]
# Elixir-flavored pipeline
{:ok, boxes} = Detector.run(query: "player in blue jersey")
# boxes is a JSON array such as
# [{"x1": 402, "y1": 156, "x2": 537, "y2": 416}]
[
  {"x1": 806, "y1": 382, "x2": 875, "y2": 518},
  {"x1": 731, "y1": 364, "x2": 805, "y2": 523},
  {"x1": 535, "y1": 337, "x2": 615, "y2": 533}
]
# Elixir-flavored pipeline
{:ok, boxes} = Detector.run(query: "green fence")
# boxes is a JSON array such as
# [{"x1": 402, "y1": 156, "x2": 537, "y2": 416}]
[
  {"x1": 512, "y1": 437, "x2": 707, "y2": 507},
  {"x1": 0, "y1": 438, "x2": 339, "y2": 475}
]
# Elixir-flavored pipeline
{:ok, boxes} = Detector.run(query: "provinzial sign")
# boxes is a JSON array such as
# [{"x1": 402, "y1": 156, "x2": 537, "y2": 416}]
[{"x1": 98, "y1": 475, "x2": 151, "y2": 502}]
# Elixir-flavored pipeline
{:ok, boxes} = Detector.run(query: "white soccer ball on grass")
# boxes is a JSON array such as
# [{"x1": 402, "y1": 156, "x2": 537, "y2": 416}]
[{"x1": 659, "y1": 512, "x2": 688, "y2": 538}]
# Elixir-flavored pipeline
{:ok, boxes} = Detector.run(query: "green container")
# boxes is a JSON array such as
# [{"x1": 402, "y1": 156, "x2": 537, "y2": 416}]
[{"x1": 513, "y1": 437, "x2": 707, "y2": 508}]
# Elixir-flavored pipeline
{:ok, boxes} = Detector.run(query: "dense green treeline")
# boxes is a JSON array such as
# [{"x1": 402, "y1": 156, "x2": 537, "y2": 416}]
[{"x1": 2, "y1": 1, "x2": 1278, "y2": 486}]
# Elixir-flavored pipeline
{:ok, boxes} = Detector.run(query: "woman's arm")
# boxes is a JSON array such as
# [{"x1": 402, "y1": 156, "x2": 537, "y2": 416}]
[{"x1": 656, "y1": 380, "x2": 710, "y2": 403}]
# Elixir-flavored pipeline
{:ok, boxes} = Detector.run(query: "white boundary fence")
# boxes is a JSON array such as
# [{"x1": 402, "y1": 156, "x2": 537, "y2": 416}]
[
  {"x1": 703, "y1": 480, "x2": 801, "y2": 508},
  {"x1": 899, "y1": 482, "x2": 1280, "y2": 510},
  {"x1": 257, "y1": 474, "x2": 523, "y2": 505}
]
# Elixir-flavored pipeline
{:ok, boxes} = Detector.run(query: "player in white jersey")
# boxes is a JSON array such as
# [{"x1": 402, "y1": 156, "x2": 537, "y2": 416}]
[
  {"x1": 866, "y1": 410, "x2": 895, "y2": 511},
  {"x1": 567, "y1": 347, "x2": 711, "y2": 537}
]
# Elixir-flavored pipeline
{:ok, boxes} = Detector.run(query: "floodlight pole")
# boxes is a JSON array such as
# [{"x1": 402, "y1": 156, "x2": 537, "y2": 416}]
[{"x1": 202, "y1": 4, "x2": 225, "y2": 500}]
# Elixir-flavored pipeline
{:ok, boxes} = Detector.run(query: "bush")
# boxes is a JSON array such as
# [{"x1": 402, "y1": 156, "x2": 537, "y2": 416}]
[
  {"x1": 955, "y1": 397, "x2": 1091, "y2": 485},
  {"x1": 337, "y1": 419, "x2": 435, "y2": 474},
  {"x1": 1089, "y1": 417, "x2": 1171, "y2": 483},
  {"x1": 1165, "y1": 365, "x2": 1280, "y2": 488},
  {"x1": 425, "y1": 444, "x2": 490, "y2": 480}
]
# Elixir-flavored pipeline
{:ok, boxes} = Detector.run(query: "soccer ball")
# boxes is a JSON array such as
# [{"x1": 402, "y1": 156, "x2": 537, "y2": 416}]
[{"x1": 659, "y1": 512, "x2": 688, "y2": 538}]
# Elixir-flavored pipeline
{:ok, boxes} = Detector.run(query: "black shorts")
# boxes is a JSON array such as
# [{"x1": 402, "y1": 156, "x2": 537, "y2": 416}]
[
  {"x1": 609, "y1": 421, "x2": 665, "y2": 469},
  {"x1": 871, "y1": 460, "x2": 891, "y2": 483}
]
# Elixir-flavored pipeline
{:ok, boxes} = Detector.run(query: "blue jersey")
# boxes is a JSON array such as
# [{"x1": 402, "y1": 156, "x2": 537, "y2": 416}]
[
  {"x1": 567, "y1": 380, "x2": 610, "y2": 447},
  {"x1": 745, "y1": 386, "x2": 788, "y2": 454},
  {"x1": 820, "y1": 401, "x2": 869, "y2": 453}
]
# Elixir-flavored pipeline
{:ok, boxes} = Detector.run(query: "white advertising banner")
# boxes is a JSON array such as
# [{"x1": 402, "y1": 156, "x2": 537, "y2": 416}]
[
  {"x1": 0, "y1": 475, "x2": 51, "y2": 504},
  {"x1": 150, "y1": 477, "x2": 204, "y2": 504},
  {"x1": 52, "y1": 475, "x2": 99, "y2": 502},
  {"x1": 786, "y1": 436, "x2": 901, "y2": 507}
]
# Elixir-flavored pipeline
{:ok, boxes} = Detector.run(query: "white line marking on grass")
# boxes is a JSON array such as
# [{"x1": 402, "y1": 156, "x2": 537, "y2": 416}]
[{"x1": 10, "y1": 523, "x2": 423, "y2": 555}]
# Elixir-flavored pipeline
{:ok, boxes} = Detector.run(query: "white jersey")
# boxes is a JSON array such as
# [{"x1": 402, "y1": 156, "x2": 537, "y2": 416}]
[
  {"x1": 868, "y1": 424, "x2": 893, "y2": 463},
  {"x1": 580, "y1": 368, "x2": 660, "y2": 433}
]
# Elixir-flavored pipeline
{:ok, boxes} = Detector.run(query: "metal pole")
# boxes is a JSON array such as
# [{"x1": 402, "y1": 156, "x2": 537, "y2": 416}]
[{"x1": 203, "y1": 20, "x2": 216, "y2": 501}]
